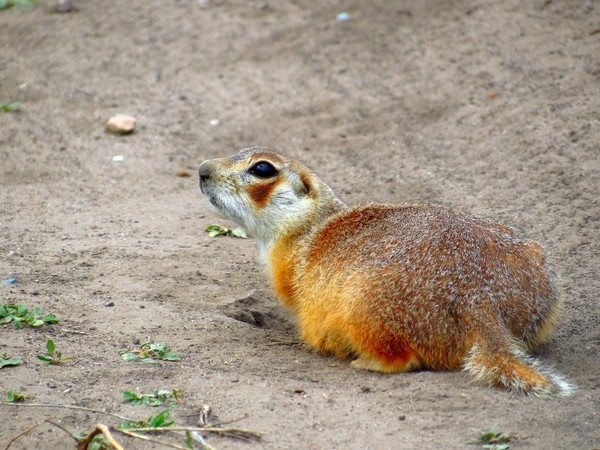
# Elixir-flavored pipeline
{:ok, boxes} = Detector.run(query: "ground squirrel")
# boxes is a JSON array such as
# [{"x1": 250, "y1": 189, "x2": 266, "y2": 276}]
[{"x1": 198, "y1": 146, "x2": 573, "y2": 397}]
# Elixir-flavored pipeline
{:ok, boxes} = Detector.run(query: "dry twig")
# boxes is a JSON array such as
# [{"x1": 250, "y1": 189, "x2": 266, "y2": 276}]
[
  {"x1": 78, "y1": 424, "x2": 123, "y2": 450},
  {"x1": 116, "y1": 429, "x2": 192, "y2": 450},
  {"x1": 4, "y1": 422, "x2": 41, "y2": 450},
  {"x1": 126, "y1": 425, "x2": 262, "y2": 442}
]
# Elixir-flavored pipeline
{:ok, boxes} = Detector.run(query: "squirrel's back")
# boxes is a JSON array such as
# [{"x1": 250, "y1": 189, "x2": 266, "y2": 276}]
[{"x1": 199, "y1": 147, "x2": 572, "y2": 397}]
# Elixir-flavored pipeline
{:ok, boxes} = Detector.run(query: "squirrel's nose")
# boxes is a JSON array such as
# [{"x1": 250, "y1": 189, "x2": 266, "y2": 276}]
[{"x1": 198, "y1": 161, "x2": 213, "y2": 183}]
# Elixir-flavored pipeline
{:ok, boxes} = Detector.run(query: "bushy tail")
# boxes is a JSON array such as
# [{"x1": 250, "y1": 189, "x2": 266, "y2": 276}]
[{"x1": 463, "y1": 341, "x2": 574, "y2": 397}]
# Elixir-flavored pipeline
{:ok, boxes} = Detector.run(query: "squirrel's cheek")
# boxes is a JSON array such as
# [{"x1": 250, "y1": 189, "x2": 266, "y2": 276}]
[{"x1": 247, "y1": 179, "x2": 282, "y2": 208}]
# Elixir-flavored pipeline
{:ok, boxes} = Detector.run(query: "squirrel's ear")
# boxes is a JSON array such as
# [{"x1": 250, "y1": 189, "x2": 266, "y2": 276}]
[
  {"x1": 300, "y1": 173, "x2": 313, "y2": 196},
  {"x1": 289, "y1": 171, "x2": 313, "y2": 197}
]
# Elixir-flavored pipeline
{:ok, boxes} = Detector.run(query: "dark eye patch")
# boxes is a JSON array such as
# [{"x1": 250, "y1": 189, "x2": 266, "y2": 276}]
[{"x1": 248, "y1": 161, "x2": 278, "y2": 178}]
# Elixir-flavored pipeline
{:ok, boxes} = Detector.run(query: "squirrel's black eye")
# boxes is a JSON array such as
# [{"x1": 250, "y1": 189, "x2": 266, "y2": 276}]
[{"x1": 248, "y1": 161, "x2": 278, "y2": 178}]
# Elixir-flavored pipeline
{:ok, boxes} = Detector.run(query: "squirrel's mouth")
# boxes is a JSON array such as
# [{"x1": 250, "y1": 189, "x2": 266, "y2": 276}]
[{"x1": 204, "y1": 192, "x2": 225, "y2": 213}]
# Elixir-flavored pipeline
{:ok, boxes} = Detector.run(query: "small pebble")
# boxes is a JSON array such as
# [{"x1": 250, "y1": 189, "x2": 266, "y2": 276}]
[
  {"x1": 336, "y1": 12, "x2": 350, "y2": 21},
  {"x1": 106, "y1": 114, "x2": 136, "y2": 135},
  {"x1": 176, "y1": 170, "x2": 192, "y2": 178},
  {"x1": 50, "y1": 0, "x2": 78, "y2": 13}
]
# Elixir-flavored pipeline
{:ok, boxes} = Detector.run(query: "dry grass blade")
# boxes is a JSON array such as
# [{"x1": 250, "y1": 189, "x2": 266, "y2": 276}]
[
  {"x1": 4, "y1": 422, "x2": 41, "y2": 450},
  {"x1": 115, "y1": 429, "x2": 189, "y2": 449},
  {"x1": 124, "y1": 425, "x2": 262, "y2": 442}
]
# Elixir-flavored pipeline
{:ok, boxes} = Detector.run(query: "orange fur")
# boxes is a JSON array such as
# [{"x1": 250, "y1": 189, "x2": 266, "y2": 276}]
[
  {"x1": 198, "y1": 147, "x2": 573, "y2": 397},
  {"x1": 268, "y1": 233, "x2": 299, "y2": 308}
]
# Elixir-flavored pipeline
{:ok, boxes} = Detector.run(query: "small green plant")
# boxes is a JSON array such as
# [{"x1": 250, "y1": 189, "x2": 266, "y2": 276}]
[
  {"x1": 0, "y1": 0, "x2": 36, "y2": 10},
  {"x1": 204, "y1": 224, "x2": 247, "y2": 238},
  {"x1": 6, "y1": 389, "x2": 27, "y2": 403},
  {"x1": 119, "y1": 342, "x2": 180, "y2": 363},
  {"x1": 0, "y1": 303, "x2": 60, "y2": 328},
  {"x1": 37, "y1": 339, "x2": 73, "y2": 365},
  {"x1": 0, "y1": 355, "x2": 22, "y2": 369},
  {"x1": 122, "y1": 388, "x2": 183, "y2": 407},
  {"x1": 119, "y1": 409, "x2": 174, "y2": 430},
  {"x1": 478, "y1": 427, "x2": 513, "y2": 449},
  {"x1": 0, "y1": 101, "x2": 22, "y2": 111}
]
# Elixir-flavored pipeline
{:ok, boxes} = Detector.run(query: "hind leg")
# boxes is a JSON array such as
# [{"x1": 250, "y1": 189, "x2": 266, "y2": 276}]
[{"x1": 346, "y1": 321, "x2": 424, "y2": 374}]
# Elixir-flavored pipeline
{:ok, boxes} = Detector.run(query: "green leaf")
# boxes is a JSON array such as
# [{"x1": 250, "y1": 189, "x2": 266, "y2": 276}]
[
  {"x1": 121, "y1": 342, "x2": 180, "y2": 363},
  {"x1": 159, "y1": 351, "x2": 179, "y2": 361},
  {"x1": 46, "y1": 339, "x2": 55, "y2": 355},
  {"x1": 5, "y1": 0, "x2": 36, "y2": 8},
  {"x1": 146, "y1": 397, "x2": 163, "y2": 406},
  {"x1": 231, "y1": 227, "x2": 247, "y2": 238},
  {"x1": 0, "y1": 101, "x2": 22, "y2": 111},
  {"x1": 185, "y1": 431, "x2": 194, "y2": 449},
  {"x1": 122, "y1": 390, "x2": 140, "y2": 401},
  {"x1": 204, "y1": 224, "x2": 228, "y2": 237},
  {"x1": 120, "y1": 352, "x2": 138, "y2": 361},
  {"x1": 30, "y1": 319, "x2": 44, "y2": 327},
  {"x1": 122, "y1": 389, "x2": 180, "y2": 407},
  {"x1": 148, "y1": 409, "x2": 174, "y2": 428},
  {"x1": 42, "y1": 314, "x2": 60, "y2": 324},
  {"x1": 479, "y1": 427, "x2": 513, "y2": 448},
  {"x1": 204, "y1": 224, "x2": 247, "y2": 238},
  {"x1": 0, "y1": 357, "x2": 23, "y2": 368},
  {"x1": 6, "y1": 389, "x2": 26, "y2": 403},
  {"x1": 37, "y1": 355, "x2": 53, "y2": 363},
  {"x1": 118, "y1": 421, "x2": 134, "y2": 430},
  {"x1": 119, "y1": 409, "x2": 174, "y2": 430},
  {"x1": 73, "y1": 432, "x2": 110, "y2": 450}
]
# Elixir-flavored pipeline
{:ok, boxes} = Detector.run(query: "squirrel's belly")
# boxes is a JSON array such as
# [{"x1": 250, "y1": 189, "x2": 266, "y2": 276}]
[{"x1": 293, "y1": 269, "x2": 465, "y2": 371}]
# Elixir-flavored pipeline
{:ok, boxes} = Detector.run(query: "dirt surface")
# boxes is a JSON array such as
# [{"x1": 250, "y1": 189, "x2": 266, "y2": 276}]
[{"x1": 1, "y1": 1, "x2": 599, "y2": 448}]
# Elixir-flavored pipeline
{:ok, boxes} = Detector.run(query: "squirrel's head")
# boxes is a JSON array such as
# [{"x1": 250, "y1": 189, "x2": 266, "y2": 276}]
[{"x1": 199, "y1": 146, "x2": 345, "y2": 245}]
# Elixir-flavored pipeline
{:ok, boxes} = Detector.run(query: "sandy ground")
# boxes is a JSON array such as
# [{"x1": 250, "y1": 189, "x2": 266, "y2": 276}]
[{"x1": 1, "y1": 0, "x2": 599, "y2": 448}]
